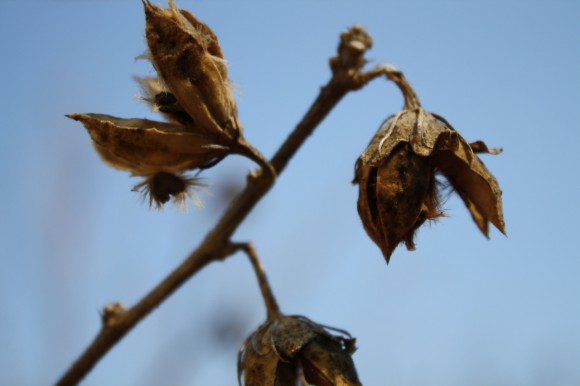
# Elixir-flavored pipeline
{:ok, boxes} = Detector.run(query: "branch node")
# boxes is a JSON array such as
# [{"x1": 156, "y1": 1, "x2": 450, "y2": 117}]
[
  {"x1": 330, "y1": 24, "x2": 373, "y2": 75},
  {"x1": 235, "y1": 136, "x2": 277, "y2": 183},
  {"x1": 100, "y1": 303, "x2": 127, "y2": 328}
]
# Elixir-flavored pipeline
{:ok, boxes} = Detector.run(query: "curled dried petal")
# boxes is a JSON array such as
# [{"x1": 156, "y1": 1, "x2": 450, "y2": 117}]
[
  {"x1": 434, "y1": 133, "x2": 505, "y2": 235},
  {"x1": 68, "y1": 113, "x2": 228, "y2": 175},
  {"x1": 469, "y1": 140, "x2": 502, "y2": 155}
]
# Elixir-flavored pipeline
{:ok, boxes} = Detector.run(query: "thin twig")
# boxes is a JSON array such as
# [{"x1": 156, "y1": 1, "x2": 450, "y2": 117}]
[
  {"x1": 234, "y1": 243, "x2": 280, "y2": 319},
  {"x1": 233, "y1": 135, "x2": 277, "y2": 180},
  {"x1": 56, "y1": 25, "x2": 383, "y2": 386},
  {"x1": 380, "y1": 64, "x2": 422, "y2": 110}
]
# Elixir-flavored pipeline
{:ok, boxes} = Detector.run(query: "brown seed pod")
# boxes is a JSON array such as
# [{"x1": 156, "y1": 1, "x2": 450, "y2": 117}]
[
  {"x1": 68, "y1": 3, "x2": 246, "y2": 209},
  {"x1": 355, "y1": 108, "x2": 505, "y2": 263},
  {"x1": 238, "y1": 315, "x2": 361, "y2": 386},
  {"x1": 143, "y1": 0, "x2": 241, "y2": 139},
  {"x1": 355, "y1": 142, "x2": 439, "y2": 262}
]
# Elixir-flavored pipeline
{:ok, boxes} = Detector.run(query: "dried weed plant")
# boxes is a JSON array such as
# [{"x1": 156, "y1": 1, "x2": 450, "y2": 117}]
[{"x1": 58, "y1": 1, "x2": 505, "y2": 385}]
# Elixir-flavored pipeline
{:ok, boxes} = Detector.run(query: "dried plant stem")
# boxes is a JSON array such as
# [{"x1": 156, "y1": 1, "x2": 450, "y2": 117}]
[
  {"x1": 271, "y1": 65, "x2": 388, "y2": 174},
  {"x1": 234, "y1": 243, "x2": 280, "y2": 319},
  {"x1": 233, "y1": 136, "x2": 277, "y2": 179},
  {"x1": 380, "y1": 65, "x2": 421, "y2": 110},
  {"x1": 56, "y1": 28, "x2": 383, "y2": 386}
]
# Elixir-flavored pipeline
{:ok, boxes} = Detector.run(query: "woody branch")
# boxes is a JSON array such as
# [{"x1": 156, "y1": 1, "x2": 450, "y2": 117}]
[{"x1": 56, "y1": 24, "x2": 388, "y2": 386}]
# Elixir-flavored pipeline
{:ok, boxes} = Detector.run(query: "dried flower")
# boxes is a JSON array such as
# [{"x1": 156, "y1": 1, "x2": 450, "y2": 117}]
[
  {"x1": 238, "y1": 315, "x2": 361, "y2": 386},
  {"x1": 68, "y1": 1, "x2": 246, "y2": 207},
  {"x1": 354, "y1": 67, "x2": 505, "y2": 263}
]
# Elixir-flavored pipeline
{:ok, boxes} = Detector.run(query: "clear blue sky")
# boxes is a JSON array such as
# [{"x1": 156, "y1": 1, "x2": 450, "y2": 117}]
[{"x1": 1, "y1": 1, "x2": 579, "y2": 385}]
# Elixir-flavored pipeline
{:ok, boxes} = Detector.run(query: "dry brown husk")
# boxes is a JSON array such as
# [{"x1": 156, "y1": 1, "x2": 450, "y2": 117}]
[
  {"x1": 238, "y1": 315, "x2": 361, "y2": 386},
  {"x1": 69, "y1": 1, "x2": 244, "y2": 207},
  {"x1": 355, "y1": 108, "x2": 505, "y2": 263},
  {"x1": 143, "y1": 0, "x2": 241, "y2": 139}
]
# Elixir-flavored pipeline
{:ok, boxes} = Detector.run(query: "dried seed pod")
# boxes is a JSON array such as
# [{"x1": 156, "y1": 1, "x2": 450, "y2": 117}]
[
  {"x1": 238, "y1": 315, "x2": 361, "y2": 386},
  {"x1": 68, "y1": 3, "x2": 246, "y2": 208},
  {"x1": 143, "y1": 0, "x2": 241, "y2": 139},
  {"x1": 355, "y1": 141, "x2": 439, "y2": 261},
  {"x1": 355, "y1": 105, "x2": 505, "y2": 263}
]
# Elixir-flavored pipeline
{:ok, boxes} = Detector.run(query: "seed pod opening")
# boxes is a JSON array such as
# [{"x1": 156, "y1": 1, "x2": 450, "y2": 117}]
[{"x1": 134, "y1": 76, "x2": 195, "y2": 125}]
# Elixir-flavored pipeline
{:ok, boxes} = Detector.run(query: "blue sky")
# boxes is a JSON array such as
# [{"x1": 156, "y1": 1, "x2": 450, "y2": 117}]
[{"x1": 1, "y1": 1, "x2": 579, "y2": 385}]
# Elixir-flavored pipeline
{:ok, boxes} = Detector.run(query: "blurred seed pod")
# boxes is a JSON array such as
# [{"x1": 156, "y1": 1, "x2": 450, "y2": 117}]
[
  {"x1": 238, "y1": 315, "x2": 361, "y2": 386},
  {"x1": 354, "y1": 108, "x2": 505, "y2": 263},
  {"x1": 143, "y1": 0, "x2": 241, "y2": 139}
]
